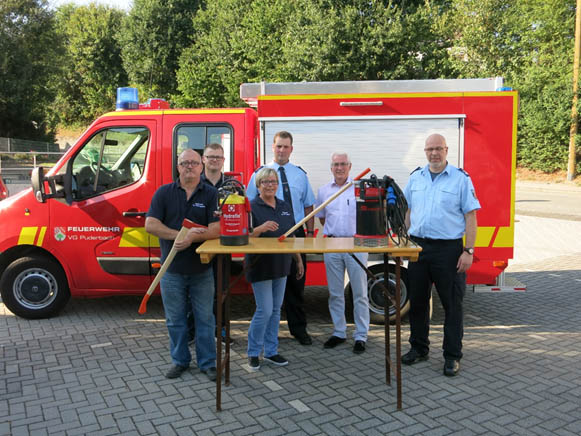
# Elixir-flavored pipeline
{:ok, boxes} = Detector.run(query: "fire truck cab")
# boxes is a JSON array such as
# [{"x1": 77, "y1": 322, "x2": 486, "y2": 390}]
[{"x1": 0, "y1": 78, "x2": 521, "y2": 320}]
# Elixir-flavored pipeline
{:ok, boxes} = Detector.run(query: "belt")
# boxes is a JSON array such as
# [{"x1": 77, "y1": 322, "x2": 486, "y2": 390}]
[{"x1": 411, "y1": 236, "x2": 462, "y2": 244}]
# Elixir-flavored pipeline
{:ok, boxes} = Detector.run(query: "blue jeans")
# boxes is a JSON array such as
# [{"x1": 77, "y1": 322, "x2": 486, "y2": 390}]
[
  {"x1": 247, "y1": 277, "x2": 287, "y2": 357},
  {"x1": 160, "y1": 269, "x2": 216, "y2": 370}
]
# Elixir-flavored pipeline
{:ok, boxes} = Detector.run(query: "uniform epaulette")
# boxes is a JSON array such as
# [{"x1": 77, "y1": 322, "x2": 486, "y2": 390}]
[
  {"x1": 458, "y1": 168, "x2": 470, "y2": 177},
  {"x1": 253, "y1": 165, "x2": 264, "y2": 173},
  {"x1": 297, "y1": 165, "x2": 307, "y2": 174},
  {"x1": 410, "y1": 166, "x2": 421, "y2": 175}
]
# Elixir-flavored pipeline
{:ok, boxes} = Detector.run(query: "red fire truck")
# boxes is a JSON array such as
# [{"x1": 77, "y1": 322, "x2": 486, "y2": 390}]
[{"x1": 0, "y1": 79, "x2": 522, "y2": 321}]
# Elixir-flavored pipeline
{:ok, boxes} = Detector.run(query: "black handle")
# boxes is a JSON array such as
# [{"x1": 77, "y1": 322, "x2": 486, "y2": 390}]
[{"x1": 123, "y1": 211, "x2": 146, "y2": 217}]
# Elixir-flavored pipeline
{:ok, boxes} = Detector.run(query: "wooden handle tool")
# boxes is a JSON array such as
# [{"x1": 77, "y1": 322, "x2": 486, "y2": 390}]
[
  {"x1": 278, "y1": 167, "x2": 370, "y2": 242},
  {"x1": 138, "y1": 218, "x2": 207, "y2": 314}
]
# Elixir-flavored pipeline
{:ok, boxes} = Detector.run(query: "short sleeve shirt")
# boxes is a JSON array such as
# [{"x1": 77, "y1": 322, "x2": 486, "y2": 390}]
[
  {"x1": 147, "y1": 180, "x2": 219, "y2": 274},
  {"x1": 246, "y1": 162, "x2": 315, "y2": 224},
  {"x1": 403, "y1": 163, "x2": 481, "y2": 240},
  {"x1": 245, "y1": 197, "x2": 295, "y2": 283},
  {"x1": 315, "y1": 178, "x2": 357, "y2": 237},
  {"x1": 201, "y1": 172, "x2": 231, "y2": 190}
]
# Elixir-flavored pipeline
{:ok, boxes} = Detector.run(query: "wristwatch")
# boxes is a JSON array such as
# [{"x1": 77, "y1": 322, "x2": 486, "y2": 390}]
[{"x1": 463, "y1": 247, "x2": 474, "y2": 255}]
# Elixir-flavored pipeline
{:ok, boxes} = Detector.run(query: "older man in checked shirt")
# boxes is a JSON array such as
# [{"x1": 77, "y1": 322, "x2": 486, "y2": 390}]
[{"x1": 316, "y1": 152, "x2": 369, "y2": 354}]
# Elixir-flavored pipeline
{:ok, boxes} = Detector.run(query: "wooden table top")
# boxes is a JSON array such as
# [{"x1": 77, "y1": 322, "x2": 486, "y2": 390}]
[{"x1": 196, "y1": 237, "x2": 422, "y2": 263}]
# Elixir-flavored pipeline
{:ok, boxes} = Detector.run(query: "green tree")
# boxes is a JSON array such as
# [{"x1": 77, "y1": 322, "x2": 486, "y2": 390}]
[
  {"x1": 55, "y1": 3, "x2": 127, "y2": 124},
  {"x1": 119, "y1": 0, "x2": 202, "y2": 100},
  {"x1": 440, "y1": 0, "x2": 578, "y2": 173},
  {"x1": 54, "y1": 3, "x2": 127, "y2": 124},
  {"x1": 0, "y1": 0, "x2": 61, "y2": 141},
  {"x1": 175, "y1": 0, "x2": 452, "y2": 108}
]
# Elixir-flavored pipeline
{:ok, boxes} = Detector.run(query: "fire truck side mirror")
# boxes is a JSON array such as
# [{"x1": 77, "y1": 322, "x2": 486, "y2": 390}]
[
  {"x1": 31, "y1": 167, "x2": 45, "y2": 203},
  {"x1": 31, "y1": 165, "x2": 73, "y2": 205}
]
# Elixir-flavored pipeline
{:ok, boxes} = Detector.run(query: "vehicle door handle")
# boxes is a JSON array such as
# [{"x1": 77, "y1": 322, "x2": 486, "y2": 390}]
[{"x1": 122, "y1": 211, "x2": 146, "y2": 217}]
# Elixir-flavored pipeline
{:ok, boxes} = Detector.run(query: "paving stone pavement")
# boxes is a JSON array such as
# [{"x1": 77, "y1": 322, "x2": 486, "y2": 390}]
[{"x1": 1, "y1": 254, "x2": 581, "y2": 435}]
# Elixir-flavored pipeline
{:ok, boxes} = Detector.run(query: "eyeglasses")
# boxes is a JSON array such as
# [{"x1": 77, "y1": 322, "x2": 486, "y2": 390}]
[
  {"x1": 204, "y1": 155, "x2": 224, "y2": 161},
  {"x1": 331, "y1": 162, "x2": 350, "y2": 167},
  {"x1": 424, "y1": 147, "x2": 446, "y2": 153},
  {"x1": 179, "y1": 160, "x2": 201, "y2": 167},
  {"x1": 260, "y1": 180, "x2": 278, "y2": 186}
]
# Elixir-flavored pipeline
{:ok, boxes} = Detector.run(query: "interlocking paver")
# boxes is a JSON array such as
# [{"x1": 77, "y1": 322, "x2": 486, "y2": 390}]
[{"x1": 2, "y1": 222, "x2": 581, "y2": 435}]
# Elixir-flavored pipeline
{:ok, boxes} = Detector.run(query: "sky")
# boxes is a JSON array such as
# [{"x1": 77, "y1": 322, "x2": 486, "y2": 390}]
[{"x1": 48, "y1": 0, "x2": 133, "y2": 11}]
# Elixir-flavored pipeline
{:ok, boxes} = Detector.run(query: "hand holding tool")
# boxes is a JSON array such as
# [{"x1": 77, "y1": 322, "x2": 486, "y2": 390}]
[
  {"x1": 138, "y1": 218, "x2": 207, "y2": 314},
  {"x1": 278, "y1": 168, "x2": 370, "y2": 242}
]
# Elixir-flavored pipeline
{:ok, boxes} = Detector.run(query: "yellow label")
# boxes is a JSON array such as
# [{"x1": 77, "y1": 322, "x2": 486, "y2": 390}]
[
  {"x1": 119, "y1": 227, "x2": 159, "y2": 248},
  {"x1": 18, "y1": 227, "x2": 38, "y2": 245},
  {"x1": 36, "y1": 226, "x2": 47, "y2": 246}
]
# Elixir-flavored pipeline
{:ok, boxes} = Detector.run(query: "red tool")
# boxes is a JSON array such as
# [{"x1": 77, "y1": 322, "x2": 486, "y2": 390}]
[
  {"x1": 138, "y1": 218, "x2": 207, "y2": 314},
  {"x1": 278, "y1": 168, "x2": 370, "y2": 242}
]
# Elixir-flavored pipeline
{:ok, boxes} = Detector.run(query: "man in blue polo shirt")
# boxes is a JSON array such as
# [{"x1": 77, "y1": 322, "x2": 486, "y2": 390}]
[
  {"x1": 187, "y1": 143, "x2": 233, "y2": 344},
  {"x1": 402, "y1": 133, "x2": 480, "y2": 377},
  {"x1": 146, "y1": 149, "x2": 220, "y2": 380},
  {"x1": 246, "y1": 131, "x2": 316, "y2": 345}
]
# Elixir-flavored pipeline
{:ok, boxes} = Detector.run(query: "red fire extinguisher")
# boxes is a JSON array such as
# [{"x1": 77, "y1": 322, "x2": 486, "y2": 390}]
[{"x1": 218, "y1": 174, "x2": 251, "y2": 246}]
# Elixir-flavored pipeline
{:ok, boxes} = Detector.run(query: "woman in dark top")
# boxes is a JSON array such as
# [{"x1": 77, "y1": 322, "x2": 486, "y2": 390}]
[{"x1": 246, "y1": 167, "x2": 304, "y2": 371}]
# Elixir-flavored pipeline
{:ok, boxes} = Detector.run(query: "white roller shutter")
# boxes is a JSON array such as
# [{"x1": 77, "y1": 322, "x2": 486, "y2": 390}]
[{"x1": 261, "y1": 117, "x2": 464, "y2": 198}]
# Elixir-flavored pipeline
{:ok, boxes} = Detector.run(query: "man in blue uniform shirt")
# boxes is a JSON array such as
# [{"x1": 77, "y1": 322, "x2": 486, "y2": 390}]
[
  {"x1": 402, "y1": 133, "x2": 480, "y2": 376},
  {"x1": 247, "y1": 131, "x2": 316, "y2": 345},
  {"x1": 146, "y1": 149, "x2": 220, "y2": 380}
]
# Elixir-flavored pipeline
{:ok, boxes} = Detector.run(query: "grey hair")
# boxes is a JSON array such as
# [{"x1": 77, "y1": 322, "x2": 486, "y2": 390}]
[
  {"x1": 330, "y1": 152, "x2": 350, "y2": 164},
  {"x1": 255, "y1": 167, "x2": 279, "y2": 188}
]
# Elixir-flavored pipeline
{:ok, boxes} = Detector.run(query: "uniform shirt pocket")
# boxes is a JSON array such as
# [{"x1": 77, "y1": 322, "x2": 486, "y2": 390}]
[{"x1": 438, "y1": 185, "x2": 460, "y2": 209}]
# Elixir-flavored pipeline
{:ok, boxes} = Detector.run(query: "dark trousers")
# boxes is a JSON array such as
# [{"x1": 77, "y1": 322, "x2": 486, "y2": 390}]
[
  {"x1": 408, "y1": 237, "x2": 465, "y2": 360},
  {"x1": 284, "y1": 227, "x2": 308, "y2": 336}
]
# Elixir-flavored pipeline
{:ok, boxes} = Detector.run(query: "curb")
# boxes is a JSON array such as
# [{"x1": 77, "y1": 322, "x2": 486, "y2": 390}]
[{"x1": 516, "y1": 180, "x2": 581, "y2": 193}]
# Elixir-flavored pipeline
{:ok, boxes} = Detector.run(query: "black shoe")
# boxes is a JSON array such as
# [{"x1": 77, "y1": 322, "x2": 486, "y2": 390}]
[
  {"x1": 294, "y1": 332, "x2": 312, "y2": 345},
  {"x1": 248, "y1": 356, "x2": 260, "y2": 372},
  {"x1": 217, "y1": 328, "x2": 234, "y2": 345},
  {"x1": 323, "y1": 335, "x2": 346, "y2": 349},
  {"x1": 401, "y1": 349, "x2": 429, "y2": 365},
  {"x1": 165, "y1": 364, "x2": 188, "y2": 379},
  {"x1": 264, "y1": 354, "x2": 289, "y2": 366},
  {"x1": 444, "y1": 359, "x2": 460, "y2": 376},
  {"x1": 353, "y1": 340, "x2": 366, "y2": 354},
  {"x1": 201, "y1": 367, "x2": 217, "y2": 381}
]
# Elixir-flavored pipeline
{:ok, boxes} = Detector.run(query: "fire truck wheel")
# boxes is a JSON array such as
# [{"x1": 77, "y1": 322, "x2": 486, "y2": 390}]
[
  {"x1": 0, "y1": 256, "x2": 71, "y2": 319},
  {"x1": 346, "y1": 263, "x2": 410, "y2": 325}
]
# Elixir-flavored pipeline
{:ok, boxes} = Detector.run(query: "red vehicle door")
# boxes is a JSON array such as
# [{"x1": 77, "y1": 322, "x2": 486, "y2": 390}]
[{"x1": 48, "y1": 118, "x2": 158, "y2": 295}]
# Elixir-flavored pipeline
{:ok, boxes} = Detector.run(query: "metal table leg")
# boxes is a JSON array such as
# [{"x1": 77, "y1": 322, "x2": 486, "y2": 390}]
[{"x1": 215, "y1": 254, "x2": 232, "y2": 411}]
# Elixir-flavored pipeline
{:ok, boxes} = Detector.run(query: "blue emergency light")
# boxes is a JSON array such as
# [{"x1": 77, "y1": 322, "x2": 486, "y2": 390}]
[{"x1": 116, "y1": 87, "x2": 139, "y2": 110}]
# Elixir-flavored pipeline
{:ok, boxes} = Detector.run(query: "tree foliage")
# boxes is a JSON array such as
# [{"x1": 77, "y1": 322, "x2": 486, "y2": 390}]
[
  {"x1": 119, "y1": 0, "x2": 202, "y2": 100},
  {"x1": 175, "y1": 0, "x2": 452, "y2": 107},
  {"x1": 53, "y1": 3, "x2": 127, "y2": 124},
  {"x1": 1, "y1": 0, "x2": 579, "y2": 174},
  {"x1": 0, "y1": 0, "x2": 61, "y2": 141},
  {"x1": 440, "y1": 0, "x2": 579, "y2": 172}
]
